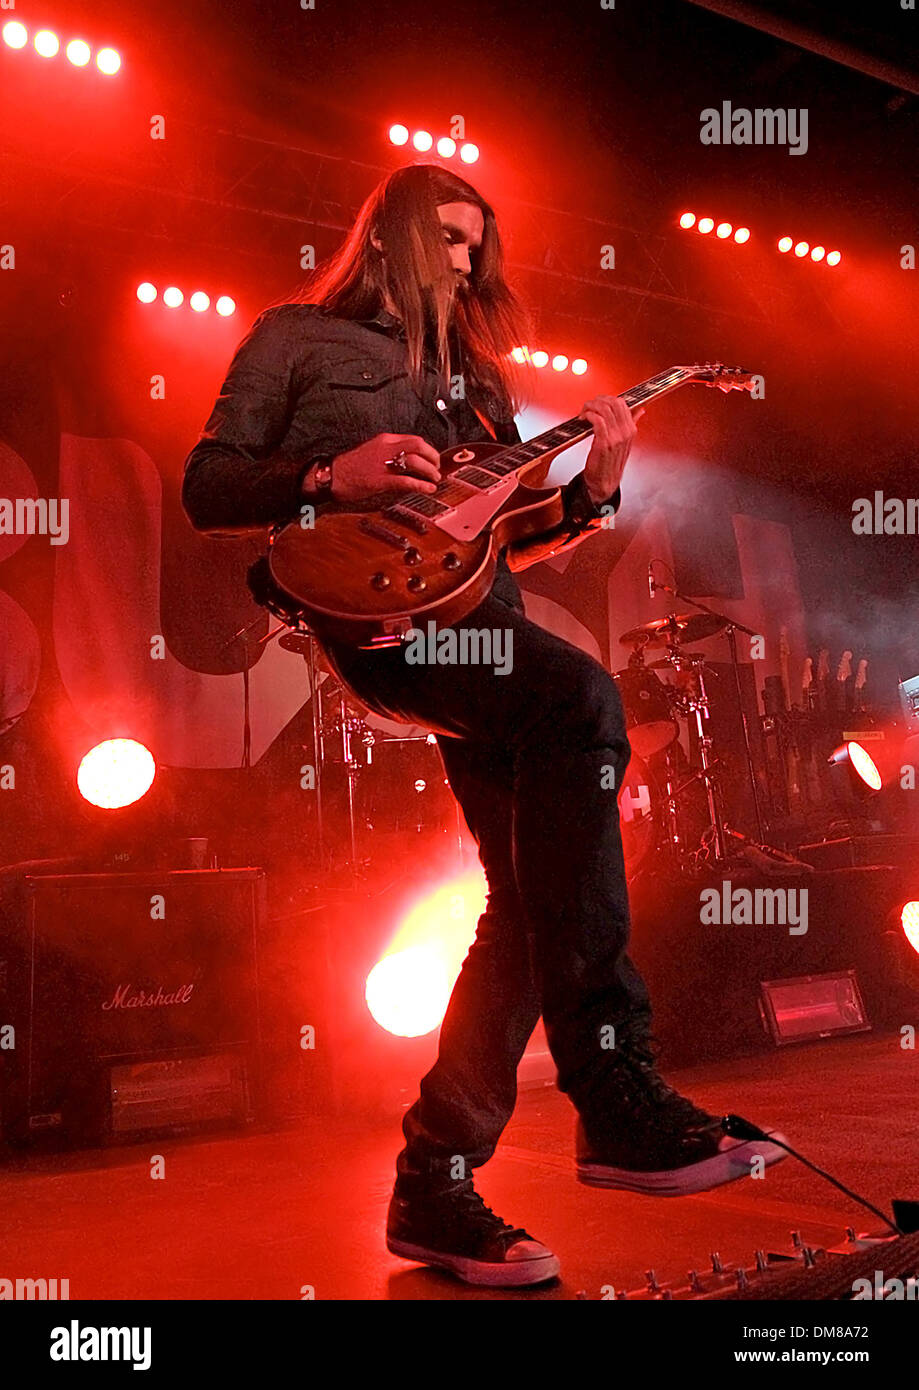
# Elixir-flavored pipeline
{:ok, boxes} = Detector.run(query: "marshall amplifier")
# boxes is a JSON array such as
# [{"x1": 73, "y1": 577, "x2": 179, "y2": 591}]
[{"x1": 0, "y1": 868, "x2": 265, "y2": 1146}]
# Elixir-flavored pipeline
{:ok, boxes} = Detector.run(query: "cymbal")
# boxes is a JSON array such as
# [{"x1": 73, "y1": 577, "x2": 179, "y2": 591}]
[
  {"x1": 648, "y1": 651, "x2": 708, "y2": 669},
  {"x1": 619, "y1": 612, "x2": 727, "y2": 648}
]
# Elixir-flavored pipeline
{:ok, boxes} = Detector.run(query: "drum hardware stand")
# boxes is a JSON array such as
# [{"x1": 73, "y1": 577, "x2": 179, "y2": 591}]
[
  {"x1": 648, "y1": 568, "x2": 768, "y2": 847},
  {"x1": 270, "y1": 623, "x2": 374, "y2": 878}
]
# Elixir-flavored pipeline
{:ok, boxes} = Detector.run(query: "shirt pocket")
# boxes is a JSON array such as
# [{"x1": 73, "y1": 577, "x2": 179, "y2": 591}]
[{"x1": 315, "y1": 355, "x2": 417, "y2": 443}]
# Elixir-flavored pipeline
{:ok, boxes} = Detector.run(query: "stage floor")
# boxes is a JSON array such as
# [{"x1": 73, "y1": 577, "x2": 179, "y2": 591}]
[{"x1": 3, "y1": 1033, "x2": 916, "y2": 1300}]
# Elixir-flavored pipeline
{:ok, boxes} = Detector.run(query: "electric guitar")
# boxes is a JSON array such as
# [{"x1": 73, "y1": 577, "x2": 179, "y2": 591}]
[{"x1": 258, "y1": 363, "x2": 756, "y2": 645}]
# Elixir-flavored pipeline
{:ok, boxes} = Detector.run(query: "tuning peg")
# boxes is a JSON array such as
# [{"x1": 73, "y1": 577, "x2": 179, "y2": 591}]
[
  {"x1": 803, "y1": 1247, "x2": 818, "y2": 1268},
  {"x1": 735, "y1": 1268, "x2": 749, "y2": 1291},
  {"x1": 688, "y1": 1269, "x2": 705, "y2": 1294},
  {"x1": 645, "y1": 1269, "x2": 662, "y2": 1294},
  {"x1": 754, "y1": 1250, "x2": 768, "y2": 1273},
  {"x1": 710, "y1": 1251, "x2": 724, "y2": 1273}
]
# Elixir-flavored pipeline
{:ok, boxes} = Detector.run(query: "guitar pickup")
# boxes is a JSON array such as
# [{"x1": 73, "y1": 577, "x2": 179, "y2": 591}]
[
  {"x1": 386, "y1": 506, "x2": 429, "y2": 535},
  {"x1": 359, "y1": 518, "x2": 410, "y2": 548}
]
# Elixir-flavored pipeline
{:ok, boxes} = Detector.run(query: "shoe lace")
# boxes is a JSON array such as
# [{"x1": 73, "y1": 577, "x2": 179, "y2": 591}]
[
  {"x1": 452, "y1": 1184, "x2": 530, "y2": 1245},
  {"x1": 615, "y1": 1031, "x2": 716, "y2": 1133}
]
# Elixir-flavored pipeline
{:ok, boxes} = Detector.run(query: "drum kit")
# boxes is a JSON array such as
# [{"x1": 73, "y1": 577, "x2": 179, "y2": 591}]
[
  {"x1": 613, "y1": 608, "x2": 790, "y2": 880},
  {"x1": 240, "y1": 571, "x2": 792, "y2": 879}
]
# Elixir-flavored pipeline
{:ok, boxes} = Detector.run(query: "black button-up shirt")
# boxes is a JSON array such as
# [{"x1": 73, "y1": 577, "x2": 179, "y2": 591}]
[{"x1": 181, "y1": 303, "x2": 619, "y2": 608}]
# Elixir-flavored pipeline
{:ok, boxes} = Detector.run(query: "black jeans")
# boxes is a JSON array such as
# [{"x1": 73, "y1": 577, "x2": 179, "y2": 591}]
[{"x1": 327, "y1": 587, "x2": 652, "y2": 1189}]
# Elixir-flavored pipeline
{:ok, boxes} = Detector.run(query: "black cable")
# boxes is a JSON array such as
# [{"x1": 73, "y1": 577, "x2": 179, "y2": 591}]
[{"x1": 722, "y1": 1112, "x2": 902, "y2": 1236}]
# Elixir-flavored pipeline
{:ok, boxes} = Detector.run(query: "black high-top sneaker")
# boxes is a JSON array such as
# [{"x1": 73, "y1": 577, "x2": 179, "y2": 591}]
[
  {"x1": 576, "y1": 1034, "x2": 789, "y2": 1196},
  {"x1": 386, "y1": 1178, "x2": 560, "y2": 1287}
]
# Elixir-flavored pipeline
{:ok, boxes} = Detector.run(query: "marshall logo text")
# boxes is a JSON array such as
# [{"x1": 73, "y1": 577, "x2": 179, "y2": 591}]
[{"x1": 102, "y1": 983, "x2": 195, "y2": 1011}]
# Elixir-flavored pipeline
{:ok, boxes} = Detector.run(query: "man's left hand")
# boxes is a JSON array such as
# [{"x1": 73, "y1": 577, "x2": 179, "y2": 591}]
[{"x1": 581, "y1": 395, "x2": 644, "y2": 506}]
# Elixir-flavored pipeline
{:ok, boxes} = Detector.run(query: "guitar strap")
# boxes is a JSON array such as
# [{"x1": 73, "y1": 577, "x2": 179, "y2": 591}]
[{"x1": 470, "y1": 404, "x2": 498, "y2": 440}]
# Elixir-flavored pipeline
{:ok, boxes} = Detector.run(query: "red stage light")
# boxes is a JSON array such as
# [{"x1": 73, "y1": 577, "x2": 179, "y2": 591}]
[
  {"x1": 679, "y1": 212, "x2": 696, "y2": 229},
  {"x1": 66, "y1": 39, "x2": 91, "y2": 66},
  {"x1": 34, "y1": 29, "x2": 60, "y2": 57},
  {"x1": 551, "y1": 354, "x2": 569, "y2": 372},
  {"x1": 902, "y1": 901, "x2": 919, "y2": 956},
  {"x1": 190, "y1": 291, "x2": 210, "y2": 312},
  {"x1": 794, "y1": 241, "x2": 810, "y2": 257},
  {"x1": 733, "y1": 227, "x2": 750, "y2": 243},
  {"x1": 388, "y1": 124, "x2": 409, "y2": 146},
  {"x1": 136, "y1": 282, "x2": 157, "y2": 303},
  {"x1": 366, "y1": 871, "x2": 487, "y2": 1036},
  {"x1": 459, "y1": 143, "x2": 479, "y2": 163},
  {"x1": 778, "y1": 236, "x2": 793, "y2": 253},
  {"x1": 826, "y1": 250, "x2": 842, "y2": 267},
  {"x1": 436, "y1": 136, "x2": 456, "y2": 157},
  {"x1": 77, "y1": 739, "x2": 156, "y2": 810},
  {"x1": 215, "y1": 295, "x2": 236, "y2": 317},
  {"x1": 810, "y1": 245, "x2": 826, "y2": 262},
  {"x1": 697, "y1": 217, "x2": 714, "y2": 234},
  {"x1": 3, "y1": 21, "x2": 29, "y2": 48},
  {"x1": 847, "y1": 741, "x2": 882, "y2": 791},
  {"x1": 412, "y1": 130, "x2": 433, "y2": 151},
  {"x1": 95, "y1": 47, "x2": 120, "y2": 75},
  {"x1": 716, "y1": 222, "x2": 732, "y2": 239},
  {"x1": 510, "y1": 346, "x2": 528, "y2": 363},
  {"x1": 571, "y1": 358, "x2": 588, "y2": 375},
  {"x1": 163, "y1": 286, "x2": 184, "y2": 308}
]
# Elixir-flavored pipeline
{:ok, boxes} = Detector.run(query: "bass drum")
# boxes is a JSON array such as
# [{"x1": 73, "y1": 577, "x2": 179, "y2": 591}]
[
  {"x1": 614, "y1": 665, "x2": 678, "y2": 759},
  {"x1": 618, "y1": 754, "x2": 657, "y2": 879}
]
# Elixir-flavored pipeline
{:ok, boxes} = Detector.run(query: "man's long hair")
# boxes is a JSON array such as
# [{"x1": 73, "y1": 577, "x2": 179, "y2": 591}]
[{"x1": 289, "y1": 163, "x2": 531, "y2": 421}]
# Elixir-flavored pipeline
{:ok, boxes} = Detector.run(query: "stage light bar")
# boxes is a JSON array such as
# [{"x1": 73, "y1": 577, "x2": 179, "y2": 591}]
[
  {"x1": 679, "y1": 212, "x2": 750, "y2": 245},
  {"x1": 136, "y1": 282, "x2": 236, "y2": 316},
  {"x1": 511, "y1": 347, "x2": 587, "y2": 375},
  {"x1": 779, "y1": 235, "x2": 841, "y2": 266},
  {"x1": 2, "y1": 22, "x2": 121, "y2": 72},
  {"x1": 388, "y1": 125, "x2": 480, "y2": 163},
  {"x1": 678, "y1": 213, "x2": 839, "y2": 265}
]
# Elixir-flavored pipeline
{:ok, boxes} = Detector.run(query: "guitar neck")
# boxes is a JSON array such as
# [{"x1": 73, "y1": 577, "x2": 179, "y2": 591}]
[{"x1": 487, "y1": 366, "x2": 698, "y2": 476}]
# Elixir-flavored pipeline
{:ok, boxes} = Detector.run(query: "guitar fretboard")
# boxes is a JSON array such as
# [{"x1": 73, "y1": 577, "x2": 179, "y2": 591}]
[{"x1": 381, "y1": 366, "x2": 695, "y2": 526}]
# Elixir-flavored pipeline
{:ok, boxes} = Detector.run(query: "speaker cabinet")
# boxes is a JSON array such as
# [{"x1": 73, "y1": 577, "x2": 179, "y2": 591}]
[{"x1": 0, "y1": 869, "x2": 265, "y2": 1146}]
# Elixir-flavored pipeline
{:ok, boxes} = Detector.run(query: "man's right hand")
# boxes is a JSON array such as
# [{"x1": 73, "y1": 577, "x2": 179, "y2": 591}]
[{"x1": 306, "y1": 433, "x2": 442, "y2": 503}]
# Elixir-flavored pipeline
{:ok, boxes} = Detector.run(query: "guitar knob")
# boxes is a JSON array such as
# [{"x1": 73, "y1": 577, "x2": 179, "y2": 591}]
[
  {"x1": 403, "y1": 547, "x2": 423, "y2": 565},
  {"x1": 370, "y1": 572, "x2": 391, "y2": 590},
  {"x1": 442, "y1": 552, "x2": 462, "y2": 570},
  {"x1": 407, "y1": 576, "x2": 427, "y2": 594}
]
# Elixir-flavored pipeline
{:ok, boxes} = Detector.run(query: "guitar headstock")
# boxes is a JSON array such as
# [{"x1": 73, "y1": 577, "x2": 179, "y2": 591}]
[{"x1": 681, "y1": 362, "x2": 757, "y2": 393}]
